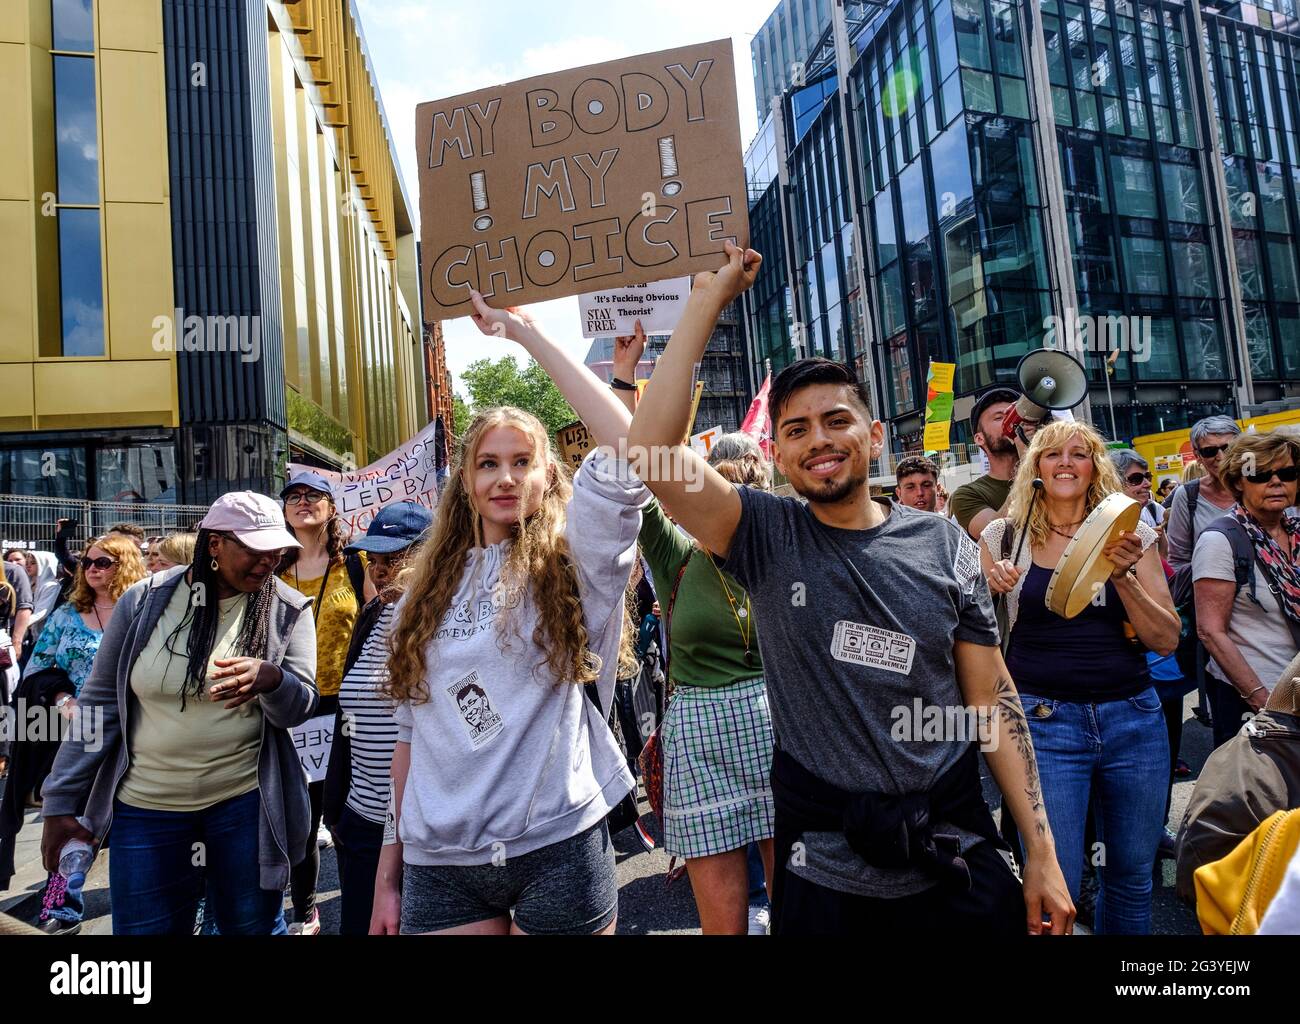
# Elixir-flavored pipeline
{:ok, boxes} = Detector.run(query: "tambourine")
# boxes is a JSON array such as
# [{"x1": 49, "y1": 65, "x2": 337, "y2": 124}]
[{"x1": 1044, "y1": 492, "x2": 1141, "y2": 619}]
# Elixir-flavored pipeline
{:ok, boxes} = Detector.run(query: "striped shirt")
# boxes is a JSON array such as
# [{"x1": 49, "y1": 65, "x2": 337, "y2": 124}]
[{"x1": 338, "y1": 602, "x2": 399, "y2": 824}]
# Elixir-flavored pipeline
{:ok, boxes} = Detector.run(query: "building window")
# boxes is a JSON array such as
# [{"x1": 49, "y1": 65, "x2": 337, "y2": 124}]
[{"x1": 50, "y1": 0, "x2": 104, "y2": 357}]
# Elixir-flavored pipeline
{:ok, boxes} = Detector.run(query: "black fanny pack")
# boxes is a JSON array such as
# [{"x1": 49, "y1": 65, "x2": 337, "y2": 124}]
[{"x1": 770, "y1": 744, "x2": 1001, "y2": 891}]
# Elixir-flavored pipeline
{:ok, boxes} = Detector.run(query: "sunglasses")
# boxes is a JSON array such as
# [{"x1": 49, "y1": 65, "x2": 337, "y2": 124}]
[
  {"x1": 1244, "y1": 465, "x2": 1300, "y2": 485},
  {"x1": 80, "y1": 556, "x2": 117, "y2": 571},
  {"x1": 284, "y1": 490, "x2": 329, "y2": 506},
  {"x1": 1197, "y1": 444, "x2": 1230, "y2": 459},
  {"x1": 1125, "y1": 471, "x2": 1153, "y2": 485}
]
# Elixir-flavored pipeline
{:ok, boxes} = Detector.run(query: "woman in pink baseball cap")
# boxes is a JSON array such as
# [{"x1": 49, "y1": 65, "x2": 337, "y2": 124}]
[{"x1": 39, "y1": 490, "x2": 320, "y2": 935}]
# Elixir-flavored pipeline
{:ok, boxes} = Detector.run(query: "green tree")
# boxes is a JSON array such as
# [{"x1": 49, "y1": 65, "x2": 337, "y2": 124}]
[
  {"x1": 460, "y1": 356, "x2": 576, "y2": 435},
  {"x1": 452, "y1": 393, "x2": 472, "y2": 438}
]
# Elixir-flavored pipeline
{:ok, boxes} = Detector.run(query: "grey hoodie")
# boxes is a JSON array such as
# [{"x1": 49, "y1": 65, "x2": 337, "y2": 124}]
[
  {"x1": 41, "y1": 565, "x2": 319, "y2": 891},
  {"x1": 394, "y1": 450, "x2": 647, "y2": 865}
]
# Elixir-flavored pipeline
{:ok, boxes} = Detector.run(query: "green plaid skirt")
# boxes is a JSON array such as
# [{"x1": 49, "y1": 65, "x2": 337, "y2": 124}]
[{"x1": 661, "y1": 676, "x2": 775, "y2": 859}]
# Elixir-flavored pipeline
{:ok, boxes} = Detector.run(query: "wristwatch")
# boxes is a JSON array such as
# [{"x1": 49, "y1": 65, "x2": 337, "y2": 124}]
[{"x1": 55, "y1": 694, "x2": 72, "y2": 708}]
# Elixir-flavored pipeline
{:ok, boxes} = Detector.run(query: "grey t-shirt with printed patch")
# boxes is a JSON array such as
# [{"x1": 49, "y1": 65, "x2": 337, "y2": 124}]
[{"x1": 722, "y1": 488, "x2": 1001, "y2": 897}]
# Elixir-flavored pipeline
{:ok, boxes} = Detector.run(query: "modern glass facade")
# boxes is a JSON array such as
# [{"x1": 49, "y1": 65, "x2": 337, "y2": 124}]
[
  {"x1": 1, "y1": 0, "x2": 431, "y2": 500},
  {"x1": 752, "y1": 0, "x2": 835, "y2": 120},
  {"x1": 743, "y1": 0, "x2": 1300, "y2": 455}
]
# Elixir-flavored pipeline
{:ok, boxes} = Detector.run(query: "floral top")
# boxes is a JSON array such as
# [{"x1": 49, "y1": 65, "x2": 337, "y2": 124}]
[{"x1": 23, "y1": 602, "x2": 104, "y2": 696}]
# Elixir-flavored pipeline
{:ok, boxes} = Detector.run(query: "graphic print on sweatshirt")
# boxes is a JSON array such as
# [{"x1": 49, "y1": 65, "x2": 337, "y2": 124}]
[
  {"x1": 446, "y1": 669, "x2": 504, "y2": 749},
  {"x1": 435, "y1": 586, "x2": 522, "y2": 644}
]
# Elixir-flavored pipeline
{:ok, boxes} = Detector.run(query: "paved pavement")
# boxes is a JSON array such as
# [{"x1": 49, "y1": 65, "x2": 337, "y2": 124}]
[{"x1": 3, "y1": 693, "x2": 1209, "y2": 935}]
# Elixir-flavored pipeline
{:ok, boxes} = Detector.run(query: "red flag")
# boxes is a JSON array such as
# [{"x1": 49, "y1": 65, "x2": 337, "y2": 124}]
[{"x1": 740, "y1": 373, "x2": 773, "y2": 460}]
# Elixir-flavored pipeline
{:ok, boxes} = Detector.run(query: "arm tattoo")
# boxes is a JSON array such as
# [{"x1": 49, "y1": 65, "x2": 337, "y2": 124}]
[{"x1": 994, "y1": 674, "x2": 1047, "y2": 836}]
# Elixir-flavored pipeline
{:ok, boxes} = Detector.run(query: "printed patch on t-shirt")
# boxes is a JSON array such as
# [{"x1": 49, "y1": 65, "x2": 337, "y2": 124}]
[
  {"x1": 830, "y1": 620, "x2": 916, "y2": 675},
  {"x1": 953, "y1": 534, "x2": 982, "y2": 594},
  {"x1": 446, "y1": 669, "x2": 504, "y2": 749}
]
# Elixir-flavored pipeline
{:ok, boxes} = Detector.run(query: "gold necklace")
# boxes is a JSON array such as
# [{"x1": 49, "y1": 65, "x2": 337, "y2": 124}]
[{"x1": 706, "y1": 553, "x2": 756, "y2": 668}]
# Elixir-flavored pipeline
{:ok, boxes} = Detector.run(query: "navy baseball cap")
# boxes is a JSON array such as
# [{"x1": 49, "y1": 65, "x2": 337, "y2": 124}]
[
  {"x1": 280, "y1": 471, "x2": 335, "y2": 500},
  {"x1": 969, "y1": 387, "x2": 1021, "y2": 436},
  {"x1": 345, "y1": 502, "x2": 433, "y2": 554}
]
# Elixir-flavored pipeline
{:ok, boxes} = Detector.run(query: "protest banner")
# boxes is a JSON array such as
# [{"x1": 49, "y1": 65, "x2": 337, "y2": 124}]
[
  {"x1": 578, "y1": 276, "x2": 690, "y2": 337},
  {"x1": 416, "y1": 39, "x2": 749, "y2": 319},
  {"x1": 290, "y1": 714, "x2": 335, "y2": 784},
  {"x1": 287, "y1": 420, "x2": 441, "y2": 537}
]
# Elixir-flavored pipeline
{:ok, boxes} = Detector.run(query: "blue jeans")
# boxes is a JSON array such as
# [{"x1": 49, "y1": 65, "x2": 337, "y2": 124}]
[
  {"x1": 108, "y1": 790, "x2": 287, "y2": 936},
  {"x1": 1020, "y1": 687, "x2": 1168, "y2": 935}
]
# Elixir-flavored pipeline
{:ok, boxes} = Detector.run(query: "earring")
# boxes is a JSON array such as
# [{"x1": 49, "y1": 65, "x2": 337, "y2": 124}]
[{"x1": 210, "y1": 558, "x2": 219, "y2": 571}]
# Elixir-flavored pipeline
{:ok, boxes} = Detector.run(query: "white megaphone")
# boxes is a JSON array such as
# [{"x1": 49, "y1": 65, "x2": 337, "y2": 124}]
[{"x1": 1002, "y1": 349, "x2": 1089, "y2": 439}]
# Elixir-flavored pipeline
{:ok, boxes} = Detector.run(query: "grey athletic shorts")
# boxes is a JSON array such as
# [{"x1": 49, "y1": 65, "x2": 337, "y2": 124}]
[{"x1": 400, "y1": 819, "x2": 618, "y2": 934}]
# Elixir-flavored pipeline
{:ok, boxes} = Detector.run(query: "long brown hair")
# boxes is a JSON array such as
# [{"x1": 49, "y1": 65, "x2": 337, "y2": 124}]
[
  {"x1": 68, "y1": 534, "x2": 149, "y2": 612},
  {"x1": 385, "y1": 407, "x2": 595, "y2": 704}
]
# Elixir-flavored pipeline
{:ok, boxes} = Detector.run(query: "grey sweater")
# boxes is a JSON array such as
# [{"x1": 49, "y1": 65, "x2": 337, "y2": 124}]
[{"x1": 41, "y1": 566, "x2": 319, "y2": 891}]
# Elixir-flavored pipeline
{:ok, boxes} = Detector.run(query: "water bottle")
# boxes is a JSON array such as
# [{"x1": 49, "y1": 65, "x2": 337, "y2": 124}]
[{"x1": 58, "y1": 839, "x2": 94, "y2": 898}]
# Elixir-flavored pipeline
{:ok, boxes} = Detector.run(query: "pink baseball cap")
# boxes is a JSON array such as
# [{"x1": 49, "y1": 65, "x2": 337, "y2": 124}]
[{"x1": 198, "y1": 491, "x2": 301, "y2": 551}]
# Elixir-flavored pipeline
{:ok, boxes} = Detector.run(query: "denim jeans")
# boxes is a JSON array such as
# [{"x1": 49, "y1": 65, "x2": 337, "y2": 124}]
[
  {"x1": 1020, "y1": 687, "x2": 1168, "y2": 935},
  {"x1": 335, "y1": 803, "x2": 384, "y2": 936},
  {"x1": 108, "y1": 789, "x2": 287, "y2": 936}
]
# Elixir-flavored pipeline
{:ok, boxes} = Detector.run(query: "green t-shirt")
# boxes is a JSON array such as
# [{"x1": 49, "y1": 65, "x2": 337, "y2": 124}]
[
  {"x1": 638, "y1": 500, "x2": 762, "y2": 688},
  {"x1": 949, "y1": 474, "x2": 1012, "y2": 534}
]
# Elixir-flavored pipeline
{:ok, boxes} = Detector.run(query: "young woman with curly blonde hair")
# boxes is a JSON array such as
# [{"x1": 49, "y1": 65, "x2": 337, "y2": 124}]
[{"x1": 371, "y1": 292, "x2": 648, "y2": 936}]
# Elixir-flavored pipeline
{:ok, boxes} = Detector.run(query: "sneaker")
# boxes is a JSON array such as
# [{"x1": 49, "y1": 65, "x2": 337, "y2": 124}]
[
  {"x1": 290, "y1": 908, "x2": 321, "y2": 935},
  {"x1": 1174, "y1": 758, "x2": 1193, "y2": 778},
  {"x1": 747, "y1": 904, "x2": 771, "y2": 935},
  {"x1": 317, "y1": 823, "x2": 333, "y2": 849},
  {"x1": 1158, "y1": 827, "x2": 1178, "y2": 859},
  {"x1": 39, "y1": 917, "x2": 82, "y2": 936}
]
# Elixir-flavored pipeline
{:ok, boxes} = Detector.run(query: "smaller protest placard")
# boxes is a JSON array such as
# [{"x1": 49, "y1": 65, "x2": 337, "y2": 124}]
[
  {"x1": 690, "y1": 425, "x2": 722, "y2": 456},
  {"x1": 555, "y1": 420, "x2": 593, "y2": 471},
  {"x1": 290, "y1": 714, "x2": 335, "y2": 783},
  {"x1": 578, "y1": 277, "x2": 690, "y2": 338}
]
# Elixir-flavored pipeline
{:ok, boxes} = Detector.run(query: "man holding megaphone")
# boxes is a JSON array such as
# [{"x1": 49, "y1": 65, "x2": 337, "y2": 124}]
[{"x1": 951, "y1": 351, "x2": 1090, "y2": 542}]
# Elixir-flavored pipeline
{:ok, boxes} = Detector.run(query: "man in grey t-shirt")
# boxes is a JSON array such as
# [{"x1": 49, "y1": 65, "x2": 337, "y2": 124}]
[{"x1": 625, "y1": 244, "x2": 1073, "y2": 936}]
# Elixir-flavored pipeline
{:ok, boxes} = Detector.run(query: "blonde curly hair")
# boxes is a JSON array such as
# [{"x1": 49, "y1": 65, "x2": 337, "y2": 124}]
[
  {"x1": 1005, "y1": 419, "x2": 1124, "y2": 551},
  {"x1": 385, "y1": 407, "x2": 597, "y2": 704}
]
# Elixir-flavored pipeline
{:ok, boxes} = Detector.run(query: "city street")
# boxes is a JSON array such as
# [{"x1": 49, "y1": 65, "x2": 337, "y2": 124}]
[{"x1": 2, "y1": 695, "x2": 1209, "y2": 936}]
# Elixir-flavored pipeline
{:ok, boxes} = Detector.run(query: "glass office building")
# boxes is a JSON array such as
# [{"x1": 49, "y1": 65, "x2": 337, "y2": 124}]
[{"x1": 742, "y1": 0, "x2": 1300, "y2": 454}]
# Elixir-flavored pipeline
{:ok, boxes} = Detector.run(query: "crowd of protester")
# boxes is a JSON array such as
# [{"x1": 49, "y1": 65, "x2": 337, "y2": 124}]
[{"x1": 0, "y1": 241, "x2": 1298, "y2": 936}]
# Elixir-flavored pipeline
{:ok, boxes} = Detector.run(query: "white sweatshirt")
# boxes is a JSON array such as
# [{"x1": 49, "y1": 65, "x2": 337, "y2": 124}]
[{"x1": 394, "y1": 450, "x2": 647, "y2": 865}]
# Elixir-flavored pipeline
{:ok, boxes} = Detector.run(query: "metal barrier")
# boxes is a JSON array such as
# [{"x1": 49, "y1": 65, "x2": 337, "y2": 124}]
[{"x1": 0, "y1": 495, "x2": 209, "y2": 552}]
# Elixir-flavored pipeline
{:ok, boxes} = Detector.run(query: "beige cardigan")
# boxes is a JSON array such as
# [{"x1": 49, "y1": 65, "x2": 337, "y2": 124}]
[{"x1": 980, "y1": 515, "x2": 1159, "y2": 635}]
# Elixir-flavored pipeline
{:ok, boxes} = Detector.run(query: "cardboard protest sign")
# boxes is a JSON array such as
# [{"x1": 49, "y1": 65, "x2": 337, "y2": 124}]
[
  {"x1": 416, "y1": 39, "x2": 749, "y2": 319},
  {"x1": 578, "y1": 276, "x2": 690, "y2": 337},
  {"x1": 287, "y1": 420, "x2": 441, "y2": 537},
  {"x1": 290, "y1": 714, "x2": 335, "y2": 783},
  {"x1": 555, "y1": 420, "x2": 593, "y2": 471}
]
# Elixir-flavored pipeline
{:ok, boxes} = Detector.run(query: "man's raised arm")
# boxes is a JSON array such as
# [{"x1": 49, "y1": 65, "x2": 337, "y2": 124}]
[{"x1": 627, "y1": 243, "x2": 761, "y2": 558}]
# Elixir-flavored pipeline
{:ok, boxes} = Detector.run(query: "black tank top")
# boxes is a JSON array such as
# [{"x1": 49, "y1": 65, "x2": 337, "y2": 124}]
[{"x1": 1005, "y1": 564, "x2": 1150, "y2": 702}]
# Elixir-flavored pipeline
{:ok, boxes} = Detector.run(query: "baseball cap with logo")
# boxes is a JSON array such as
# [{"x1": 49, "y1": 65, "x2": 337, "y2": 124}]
[
  {"x1": 198, "y1": 491, "x2": 301, "y2": 551},
  {"x1": 345, "y1": 501, "x2": 433, "y2": 554}
]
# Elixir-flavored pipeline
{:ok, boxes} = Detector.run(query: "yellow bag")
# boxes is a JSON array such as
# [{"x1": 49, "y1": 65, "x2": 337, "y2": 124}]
[{"x1": 1194, "y1": 808, "x2": 1300, "y2": 935}]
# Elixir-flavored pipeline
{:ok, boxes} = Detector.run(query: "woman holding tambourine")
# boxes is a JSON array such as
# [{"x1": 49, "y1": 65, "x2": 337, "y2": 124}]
[{"x1": 978, "y1": 420, "x2": 1180, "y2": 935}]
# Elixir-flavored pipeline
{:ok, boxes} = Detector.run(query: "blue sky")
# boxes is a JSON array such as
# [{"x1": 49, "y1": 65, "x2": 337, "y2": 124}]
[{"x1": 354, "y1": 0, "x2": 772, "y2": 396}]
